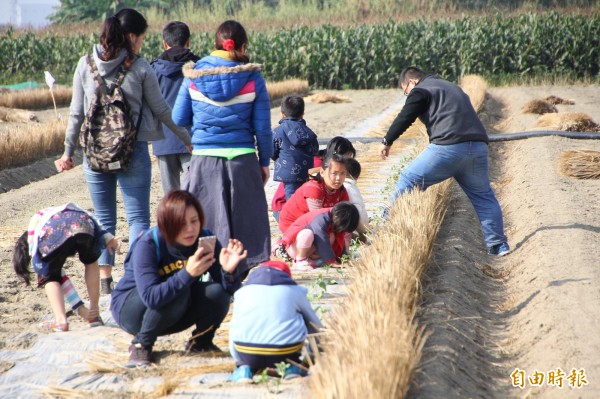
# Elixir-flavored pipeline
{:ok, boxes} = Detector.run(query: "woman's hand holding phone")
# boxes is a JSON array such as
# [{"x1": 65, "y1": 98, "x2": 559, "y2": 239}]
[{"x1": 186, "y1": 245, "x2": 215, "y2": 278}]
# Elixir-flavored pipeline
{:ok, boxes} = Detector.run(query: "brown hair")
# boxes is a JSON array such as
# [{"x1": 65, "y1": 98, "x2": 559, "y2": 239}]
[
  {"x1": 99, "y1": 8, "x2": 148, "y2": 70},
  {"x1": 157, "y1": 190, "x2": 205, "y2": 246},
  {"x1": 215, "y1": 20, "x2": 250, "y2": 63}
]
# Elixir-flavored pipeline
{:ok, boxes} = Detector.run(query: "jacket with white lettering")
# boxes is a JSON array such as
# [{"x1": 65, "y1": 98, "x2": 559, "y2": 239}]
[
  {"x1": 110, "y1": 227, "x2": 241, "y2": 326},
  {"x1": 171, "y1": 52, "x2": 272, "y2": 166}
]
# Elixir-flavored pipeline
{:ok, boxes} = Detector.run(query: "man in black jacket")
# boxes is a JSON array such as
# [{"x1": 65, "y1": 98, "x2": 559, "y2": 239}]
[{"x1": 380, "y1": 66, "x2": 510, "y2": 256}]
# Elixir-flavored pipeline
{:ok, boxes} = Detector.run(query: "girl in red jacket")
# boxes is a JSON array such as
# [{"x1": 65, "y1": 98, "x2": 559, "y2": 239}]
[{"x1": 278, "y1": 153, "x2": 351, "y2": 234}]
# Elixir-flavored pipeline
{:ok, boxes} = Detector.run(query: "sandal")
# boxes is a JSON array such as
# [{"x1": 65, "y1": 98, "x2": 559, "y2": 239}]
[
  {"x1": 39, "y1": 320, "x2": 69, "y2": 332},
  {"x1": 87, "y1": 316, "x2": 104, "y2": 328},
  {"x1": 85, "y1": 308, "x2": 104, "y2": 327}
]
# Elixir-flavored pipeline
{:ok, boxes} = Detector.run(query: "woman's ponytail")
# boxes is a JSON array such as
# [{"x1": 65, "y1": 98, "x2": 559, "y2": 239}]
[
  {"x1": 215, "y1": 20, "x2": 250, "y2": 63},
  {"x1": 13, "y1": 231, "x2": 32, "y2": 286},
  {"x1": 99, "y1": 8, "x2": 147, "y2": 70}
]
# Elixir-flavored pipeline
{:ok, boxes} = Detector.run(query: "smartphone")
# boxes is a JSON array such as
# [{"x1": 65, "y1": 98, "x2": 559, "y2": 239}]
[
  {"x1": 198, "y1": 235, "x2": 217, "y2": 255},
  {"x1": 54, "y1": 159, "x2": 64, "y2": 172}
]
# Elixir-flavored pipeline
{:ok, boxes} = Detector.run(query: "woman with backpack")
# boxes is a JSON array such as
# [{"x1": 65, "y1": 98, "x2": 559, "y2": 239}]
[
  {"x1": 56, "y1": 8, "x2": 192, "y2": 294},
  {"x1": 172, "y1": 20, "x2": 272, "y2": 279}
]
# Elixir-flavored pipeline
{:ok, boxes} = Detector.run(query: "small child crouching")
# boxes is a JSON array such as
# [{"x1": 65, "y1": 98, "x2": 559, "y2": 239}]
[
  {"x1": 282, "y1": 202, "x2": 359, "y2": 271},
  {"x1": 12, "y1": 202, "x2": 119, "y2": 331},
  {"x1": 228, "y1": 260, "x2": 322, "y2": 382}
]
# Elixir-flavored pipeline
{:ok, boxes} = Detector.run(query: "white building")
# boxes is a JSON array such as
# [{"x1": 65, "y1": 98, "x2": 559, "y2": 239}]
[{"x1": 0, "y1": 0, "x2": 61, "y2": 28}]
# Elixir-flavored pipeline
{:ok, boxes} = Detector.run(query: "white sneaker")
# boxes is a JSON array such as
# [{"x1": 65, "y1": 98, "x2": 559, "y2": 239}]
[{"x1": 292, "y1": 259, "x2": 314, "y2": 271}]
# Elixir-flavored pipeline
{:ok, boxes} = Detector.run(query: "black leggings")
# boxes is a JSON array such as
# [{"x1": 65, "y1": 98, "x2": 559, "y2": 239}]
[
  {"x1": 37, "y1": 233, "x2": 100, "y2": 287},
  {"x1": 118, "y1": 282, "x2": 230, "y2": 348}
]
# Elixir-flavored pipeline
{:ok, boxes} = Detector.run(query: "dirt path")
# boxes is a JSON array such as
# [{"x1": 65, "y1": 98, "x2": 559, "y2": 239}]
[{"x1": 409, "y1": 85, "x2": 600, "y2": 399}]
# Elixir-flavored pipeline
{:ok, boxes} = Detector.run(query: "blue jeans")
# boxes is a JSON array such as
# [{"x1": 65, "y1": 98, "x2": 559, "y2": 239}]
[
  {"x1": 118, "y1": 283, "x2": 230, "y2": 347},
  {"x1": 283, "y1": 181, "x2": 304, "y2": 201},
  {"x1": 83, "y1": 141, "x2": 151, "y2": 266},
  {"x1": 392, "y1": 141, "x2": 507, "y2": 247}
]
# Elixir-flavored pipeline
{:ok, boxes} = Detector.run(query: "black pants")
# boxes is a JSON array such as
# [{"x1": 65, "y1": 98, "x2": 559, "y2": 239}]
[
  {"x1": 118, "y1": 282, "x2": 230, "y2": 347},
  {"x1": 38, "y1": 233, "x2": 100, "y2": 287}
]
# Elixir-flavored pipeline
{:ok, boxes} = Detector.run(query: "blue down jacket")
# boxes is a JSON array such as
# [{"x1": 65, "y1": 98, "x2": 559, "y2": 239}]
[{"x1": 171, "y1": 54, "x2": 272, "y2": 166}]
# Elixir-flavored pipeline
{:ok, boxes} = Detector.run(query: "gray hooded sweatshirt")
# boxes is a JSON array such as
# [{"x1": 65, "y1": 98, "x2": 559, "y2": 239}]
[{"x1": 64, "y1": 44, "x2": 191, "y2": 157}]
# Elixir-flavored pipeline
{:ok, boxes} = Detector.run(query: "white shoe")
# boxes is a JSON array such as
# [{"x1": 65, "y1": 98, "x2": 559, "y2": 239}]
[{"x1": 292, "y1": 259, "x2": 314, "y2": 271}]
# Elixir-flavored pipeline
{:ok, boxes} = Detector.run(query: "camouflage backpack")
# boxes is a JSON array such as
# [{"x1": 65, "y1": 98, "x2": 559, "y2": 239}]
[{"x1": 79, "y1": 54, "x2": 142, "y2": 172}]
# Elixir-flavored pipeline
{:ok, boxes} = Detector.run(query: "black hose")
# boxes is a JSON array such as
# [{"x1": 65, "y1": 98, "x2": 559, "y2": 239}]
[
  {"x1": 317, "y1": 130, "x2": 599, "y2": 145},
  {"x1": 488, "y1": 130, "x2": 600, "y2": 141}
]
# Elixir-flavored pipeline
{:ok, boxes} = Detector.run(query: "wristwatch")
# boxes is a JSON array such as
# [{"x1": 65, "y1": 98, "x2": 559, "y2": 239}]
[{"x1": 381, "y1": 137, "x2": 391, "y2": 146}]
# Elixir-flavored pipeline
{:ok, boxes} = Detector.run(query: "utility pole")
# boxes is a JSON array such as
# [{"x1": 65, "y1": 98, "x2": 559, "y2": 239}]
[{"x1": 9, "y1": 0, "x2": 18, "y2": 26}]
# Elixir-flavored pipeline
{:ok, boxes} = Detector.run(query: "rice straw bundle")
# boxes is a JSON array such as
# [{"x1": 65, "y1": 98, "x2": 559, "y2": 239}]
[
  {"x1": 545, "y1": 95, "x2": 575, "y2": 105},
  {"x1": 558, "y1": 150, "x2": 600, "y2": 179},
  {"x1": 521, "y1": 99, "x2": 557, "y2": 114},
  {"x1": 305, "y1": 92, "x2": 351, "y2": 104},
  {"x1": 266, "y1": 79, "x2": 309, "y2": 103},
  {"x1": 460, "y1": 75, "x2": 487, "y2": 113},
  {"x1": 534, "y1": 112, "x2": 599, "y2": 132}
]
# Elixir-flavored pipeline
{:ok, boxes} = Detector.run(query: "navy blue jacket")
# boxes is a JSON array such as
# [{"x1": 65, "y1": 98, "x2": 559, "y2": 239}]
[
  {"x1": 272, "y1": 118, "x2": 319, "y2": 183},
  {"x1": 150, "y1": 47, "x2": 199, "y2": 156},
  {"x1": 110, "y1": 227, "x2": 241, "y2": 326}
]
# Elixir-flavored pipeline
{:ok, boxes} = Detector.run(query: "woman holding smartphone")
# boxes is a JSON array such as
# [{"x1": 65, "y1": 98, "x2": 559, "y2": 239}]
[{"x1": 110, "y1": 190, "x2": 247, "y2": 367}]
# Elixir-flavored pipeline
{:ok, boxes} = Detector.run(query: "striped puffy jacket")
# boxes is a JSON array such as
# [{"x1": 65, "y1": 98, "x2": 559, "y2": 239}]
[{"x1": 172, "y1": 52, "x2": 273, "y2": 166}]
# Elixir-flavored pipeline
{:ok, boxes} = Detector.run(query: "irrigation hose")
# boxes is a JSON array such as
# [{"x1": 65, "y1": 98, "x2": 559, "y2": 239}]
[{"x1": 318, "y1": 130, "x2": 600, "y2": 146}]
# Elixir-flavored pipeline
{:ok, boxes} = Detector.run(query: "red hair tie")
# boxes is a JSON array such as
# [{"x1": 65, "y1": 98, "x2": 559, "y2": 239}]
[{"x1": 222, "y1": 39, "x2": 235, "y2": 51}]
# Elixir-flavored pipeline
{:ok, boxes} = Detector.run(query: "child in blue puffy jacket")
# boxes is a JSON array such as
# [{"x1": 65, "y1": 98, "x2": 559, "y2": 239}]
[{"x1": 272, "y1": 95, "x2": 319, "y2": 201}]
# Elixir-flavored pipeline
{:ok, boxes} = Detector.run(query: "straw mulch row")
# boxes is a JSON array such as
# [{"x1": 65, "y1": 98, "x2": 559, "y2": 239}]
[
  {"x1": 0, "y1": 86, "x2": 72, "y2": 110},
  {"x1": 0, "y1": 79, "x2": 308, "y2": 111},
  {"x1": 0, "y1": 119, "x2": 67, "y2": 170},
  {"x1": 309, "y1": 180, "x2": 451, "y2": 398}
]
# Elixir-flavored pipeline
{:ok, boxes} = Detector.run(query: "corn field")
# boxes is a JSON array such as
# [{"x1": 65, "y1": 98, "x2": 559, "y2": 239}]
[{"x1": 1, "y1": 13, "x2": 598, "y2": 88}]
